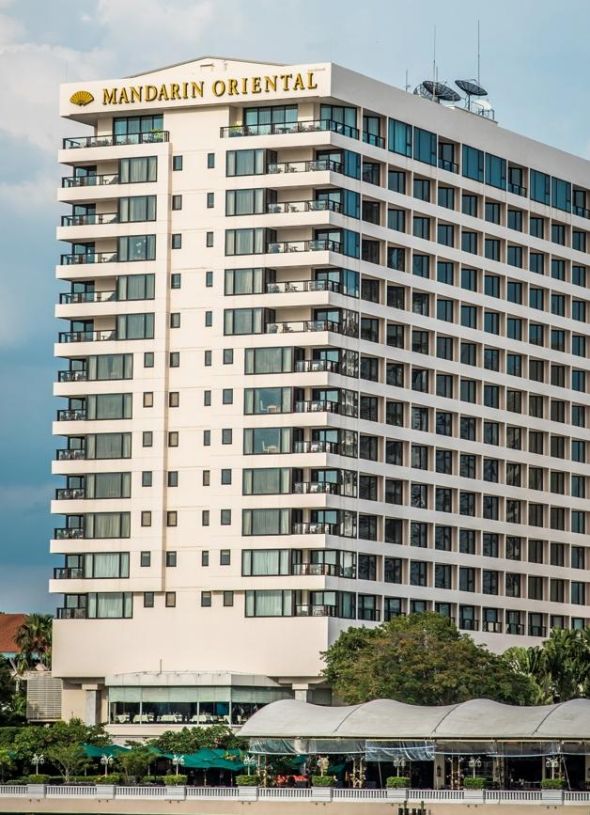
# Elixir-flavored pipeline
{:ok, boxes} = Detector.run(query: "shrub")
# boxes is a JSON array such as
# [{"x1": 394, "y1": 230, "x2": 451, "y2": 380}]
[
  {"x1": 236, "y1": 774, "x2": 259, "y2": 786},
  {"x1": 164, "y1": 774, "x2": 187, "y2": 786},
  {"x1": 26, "y1": 774, "x2": 51, "y2": 784},
  {"x1": 542, "y1": 778, "x2": 565, "y2": 790},
  {"x1": 96, "y1": 773, "x2": 121, "y2": 785},
  {"x1": 311, "y1": 775, "x2": 335, "y2": 787},
  {"x1": 463, "y1": 776, "x2": 486, "y2": 789},
  {"x1": 386, "y1": 776, "x2": 410, "y2": 788}
]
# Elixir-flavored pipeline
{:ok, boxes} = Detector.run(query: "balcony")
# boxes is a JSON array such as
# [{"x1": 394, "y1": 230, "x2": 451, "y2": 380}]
[
  {"x1": 293, "y1": 359, "x2": 340, "y2": 374},
  {"x1": 266, "y1": 319, "x2": 346, "y2": 336},
  {"x1": 53, "y1": 567, "x2": 84, "y2": 579},
  {"x1": 61, "y1": 213, "x2": 118, "y2": 226},
  {"x1": 220, "y1": 119, "x2": 359, "y2": 139},
  {"x1": 267, "y1": 158, "x2": 343, "y2": 174},
  {"x1": 507, "y1": 622, "x2": 525, "y2": 635},
  {"x1": 59, "y1": 291, "x2": 116, "y2": 304},
  {"x1": 58, "y1": 370, "x2": 88, "y2": 382},
  {"x1": 291, "y1": 563, "x2": 347, "y2": 577},
  {"x1": 508, "y1": 182, "x2": 527, "y2": 197},
  {"x1": 62, "y1": 132, "x2": 170, "y2": 149},
  {"x1": 55, "y1": 488, "x2": 86, "y2": 500},
  {"x1": 266, "y1": 238, "x2": 341, "y2": 254},
  {"x1": 54, "y1": 528, "x2": 84, "y2": 539},
  {"x1": 528, "y1": 625, "x2": 547, "y2": 637},
  {"x1": 291, "y1": 522, "x2": 337, "y2": 535},
  {"x1": 56, "y1": 607, "x2": 87, "y2": 619},
  {"x1": 362, "y1": 132, "x2": 385, "y2": 149},
  {"x1": 293, "y1": 481, "x2": 340, "y2": 495},
  {"x1": 459, "y1": 619, "x2": 480, "y2": 631},
  {"x1": 295, "y1": 604, "x2": 337, "y2": 617},
  {"x1": 573, "y1": 204, "x2": 590, "y2": 219},
  {"x1": 60, "y1": 252, "x2": 117, "y2": 265},
  {"x1": 58, "y1": 329, "x2": 116, "y2": 343},
  {"x1": 265, "y1": 199, "x2": 341, "y2": 215},
  {"x1": 56, "y1": 409, "x2": 86, "y2": 421},
  {"x1": 294, "y1": 399, "x2": 340, "y2": 414},
  {"x1": 56, "y1": 448, "x2": 86, "y2": 460},
  {"x1": 292, "y1": 440, "x2": 340, "y2": 454},
  {"x1": 62, "y1": 173, "x2": 119, "y2": 188},
  {"x1": 482, "y1": 620, "x2": 503, "y2": 633},
  {"x1": 438, "y1": 158, "x2": 459, "y2": 173},
  {"x1": 265, "y1": 279, "x2": 343, "y2": 295}
]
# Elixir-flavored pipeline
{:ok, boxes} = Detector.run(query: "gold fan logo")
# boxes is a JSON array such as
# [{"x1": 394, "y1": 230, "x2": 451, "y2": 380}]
[{"x1": 70, "y1": 90, "x2": 94, "y2": 106}]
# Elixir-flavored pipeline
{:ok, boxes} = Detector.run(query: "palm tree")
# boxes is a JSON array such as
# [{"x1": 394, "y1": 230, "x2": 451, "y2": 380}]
[
  {"x1": 503, "y1": 645, "x2": 553, "y2": 704},
  {"x1": 14, "y1": 614, "x2": 52, "y2": 670}
]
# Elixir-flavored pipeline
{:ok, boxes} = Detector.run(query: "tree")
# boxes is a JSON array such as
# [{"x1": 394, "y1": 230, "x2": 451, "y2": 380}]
[
  {"x1": 503, "y1": 646, "x2": 553, "y2": 704},
  {"x1": 47, "y1": 743, "x2": 88, "y2": 783},
  {"x1": 0, "y1": 657, "x2": 25, "y2": 725},
  {"x1": 151, "y1": 724, "x2": 240, "y2": 754},
  {"x1": 0, "y1": 748, "x2": 14, "y2": 782},
  {"x1": 117, "y1": 744, "x2": 154, "y2": 783},
  {"x1": 323, "y1": 612, "x2": 536, "y2": 706},
  {"x1": 14, "y1": 614, "x2": 52, "y2": 670}
]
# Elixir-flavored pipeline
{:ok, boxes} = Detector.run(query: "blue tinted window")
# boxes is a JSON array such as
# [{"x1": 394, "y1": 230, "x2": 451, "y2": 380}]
[
  {"x1": 552, "y1": 177, "x2": 572, "y2": 212},
  {"x1": 530, "y1": 170, "x2": 550, "y2": 205},
  {"x1": 462, "y1": 145, "x2": 484, "y2": 182},
  {"x1": 388, "y1": 118, "x2": 412, "y2": 157},
  {"x1": 485, "y1": 154, "x2": 507, "y2": 190},
  {"x1": 343, "y1": 150, "x2": 361, "y2": 179},
  {"x1": 343, "y1": 230, "x2": 360, "y2": 258},
  {"x1": 413, "y1": 128, "x2": 437, "y2": 166}
]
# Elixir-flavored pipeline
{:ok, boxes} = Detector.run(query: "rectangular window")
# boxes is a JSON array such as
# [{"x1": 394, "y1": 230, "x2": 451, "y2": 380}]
[
  {"x1": 462, "y1": 145, "x2": 484, "y2": 182},
  {"x1": 118, "y1": 235, "x2": 156, "y2": 262}
]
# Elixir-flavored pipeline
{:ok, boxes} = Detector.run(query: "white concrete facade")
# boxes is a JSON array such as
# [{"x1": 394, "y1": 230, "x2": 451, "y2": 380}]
[{"x1": 52, "y1": 57, "x2": 590, "y2": 732}]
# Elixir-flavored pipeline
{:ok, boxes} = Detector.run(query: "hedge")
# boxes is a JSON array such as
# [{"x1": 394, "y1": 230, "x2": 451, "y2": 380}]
[{"x1": 386, "y1": 776, "x2": 410, "y2": 788}]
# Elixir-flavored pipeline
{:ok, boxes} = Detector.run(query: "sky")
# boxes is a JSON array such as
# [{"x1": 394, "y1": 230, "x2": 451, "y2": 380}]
[{"x1": 1, "y1": 0, "x2": 590, "y2": 613}]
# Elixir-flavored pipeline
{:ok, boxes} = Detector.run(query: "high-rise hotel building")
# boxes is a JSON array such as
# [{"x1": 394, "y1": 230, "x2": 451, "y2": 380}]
[{"x1": 52, "y1": 57, "x2": 590, "y2": 732}]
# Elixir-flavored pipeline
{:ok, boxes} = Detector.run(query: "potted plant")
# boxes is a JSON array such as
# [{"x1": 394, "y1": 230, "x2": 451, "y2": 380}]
[{"x1": 386, "y1": 776, "x2": 410, "y2": 797}]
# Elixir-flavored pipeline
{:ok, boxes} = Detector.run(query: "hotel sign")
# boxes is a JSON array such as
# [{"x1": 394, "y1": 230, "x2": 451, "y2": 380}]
[{"x1": 91, "y1": 71, "x2": 319, "y2": 106}]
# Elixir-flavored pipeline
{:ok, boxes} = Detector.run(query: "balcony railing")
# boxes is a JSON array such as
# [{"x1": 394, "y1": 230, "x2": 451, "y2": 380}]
[
  {"x1": 267, "y1": 158, "x2": 343, "y2": 174},
  {"x1": 58, "y1": 370, "x2": 88, "y2": 382},
  {"x1": 54, "y1": 528, "x2": 84, "y2": 539},
  {"x1": 362, "y1": 131, "x2": 385, "y2": 149},
  {"x1": 62, "y1": 173, "x2": 119, "y2": 188},
  {"x1": 508, "y1": 182, "x2": 527, "y2": 197},
  {"x1": 56, "y1": 448, "x2": 86, "y2": 460},
  {"x1": 61, "y1": 213, "x2": 118, "y2": 226},
  {"x1": 220, "y1": 119, "x2": 359, "y2": 139},
  {"x1": 507, "y1": 622, "x2": 525, "y2": 635},
  {"x1": 291, "y1": 563, "x2": 345, "y2": 577},
  {"x1": 291, "y1": 522, "x2": 337, "y2": 535},
  {"x1": 265, "y1": 278, "x2": 343, "y2": 295},
  {"x1": 60, "y1": 251, "x2": 118, "y2": 265},
  {"x1": 58, "y1": 329, "x2": 117, "y2": 343},
  {"x1": 62, "y1": 132, "x2": 170, "y2": 149},
  {"x1": 56, "y1": 409, "x2": 87, "y2": 421},
  {"x1": 53, "y1": 567, "x2": 84, "y2": 579},
  {"x1": 56, "y1": 607, "x2": 87, "y2": 619},
  {"x1": 265, "y1": 199, "x2": 341, "y2": 215},
  {"x1": 438, "y1": 158, "x2": 459, "y2": 173},
  {"x1": 459, "y1": 619, "x2": 480, "y2": 631},
  {"x1": 294, "y1": 359, "x2": 340, "y2": 374},
  {"x1": 482, "y1": 620, "x2": 503, "y2": 633},
  {"x1": 266, "y1": 238, "x2": 341, "y2": 254},
  {"x1": 293, "y1": 481, "x2": 340, "y2": 495},
  {"x1": 294, "y1": 399, "x2": 340, "y2": 414},
  {"x1": 55, "y1": 488, "x2": 86, "y2": 500},
  {"x1": 265, "y1": 319, "x2": 345, "y2": 335},
  {"x1": 529, "y1": 625, "x2": 547, "y2": 637},
  {"x1": 295, "y1": 603, "x2": 337, "y2": 617},
  {"x1": 292, "y1": 440, "x2": 340, "y2": 454},
  {"x1": 573, "y1": 204, "x2": 590, "y2": 219},
  {"x1": 59, "y1": 291, "x2": 116, "y2": 304}
]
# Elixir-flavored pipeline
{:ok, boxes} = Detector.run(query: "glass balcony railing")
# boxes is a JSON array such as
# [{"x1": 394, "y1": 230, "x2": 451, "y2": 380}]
[
  {"x1": 56, "y1": 448, "x2": 86, "y2": 460},
  {"x1": 292, "y1": 440, "x2": 340, "y2": 454},
  {"x1": 57, "y1": 370, "x2": 88, "y2": 382},
  {"x1": 55, "y1": 488, "x2": 86, "y2": 500},
  {"x1": 59, "y1": 291, "x2": 116, "y2": 304},
  {"x1": 56, "y1": 409, "x2": 87, "y2": 421},
  {"x1": 62, "y1": 132, "x2": 169, "y2": 149},
  {"x1": 54, "y1": 528, "x2": 84, "y2": 539},
  {"x1": 58, "y1": 329, "x2": 117, "y2": 343},
  {"x1": 295, "y1": 604, "x2": 337, "y2": 617},
  {"x1": 61, "y1": 213, "x2": 118, "y2": 226},
  {"x1": 266, "y1": 238, "x2": 341, "y2": 254},
  {"x1": 362, "y1": 131, "x2": 385, "y2": 149},
  {"x1": 291, "y1": 522, "x2": 337, "y2": 535},
  {"x1": 265, "y1": 199, "x2": 342, "y2": 215},
  {"x1": 264, "y1": 278, "x2": 343, "y2": 295},
  {"x1": 60, "y1": 251, "x2": 118, "y2": 265},
  {"x1": 266, "y1": 158, "x2": 343, "y2": 175},
  {"x1": 265, "y1": 319, "x2": 345, "y2": 335},
  {"x1": 438, "y1": 158, "x2": 459, "y2": 173},
  {"x1": 62, "y1": 173, "x2": 119, "y2": 188},
  {"x1": 53, "y1": 567, "x2": 84, "y2": 579},
  {"x1": 291, "y1": 563, "x2": 345, "y2": 577},
  {"x1": 294, "y1": 400, "x2": 340, "y2": 414},
  {"x1": 220, "y1": 119, "x2": 359, "y2": 139},
  {"x1": 293, "y1": 481, "x2": 340, "y2": 495},
  {"x1": 56, "y1": 607, "x2": 87, "y2": 618},
  {"x1": 508, "y1": 182, "x2": 527, "y2": 197},
  {"x1": 293, "y1": 359, "x2": 340, "y2": 374}
]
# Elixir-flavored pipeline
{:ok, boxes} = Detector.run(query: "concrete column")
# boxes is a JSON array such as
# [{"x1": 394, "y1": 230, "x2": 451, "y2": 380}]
[
  {"x1": 82, "y1": 684, "x2": 100, "y2": 725},
  {"x1": 292, "y1": 684, "x2": 309, "y2": 702},
  {"x1": 434, "y1": 755, "x2": 445, "y2": 789}
]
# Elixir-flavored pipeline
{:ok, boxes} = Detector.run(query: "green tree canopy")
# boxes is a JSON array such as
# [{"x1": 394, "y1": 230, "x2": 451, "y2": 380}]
[
  {"x1": 150, "y1": 724, "x2": 241, "y2": 754},
  {"x1": 323, "y1": 612, "x2": 536, "y2": 706}
]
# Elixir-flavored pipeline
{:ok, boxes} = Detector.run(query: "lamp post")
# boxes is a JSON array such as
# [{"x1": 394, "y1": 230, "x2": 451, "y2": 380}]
[
  {"x1": 243, "y1": 755, "x2": 258, "y2": 777},
  {"x1": 468, "y1": 757, "x2": 482, "y2": 778},
  {"x1": 172, "y1": 754, "x2": 185, "y2": 777},
  {"x1": 545, "y1": 756, "x2": 560, "y2": 780},
  {"x1": 393, "y1": 756, "x2": 407, "y2": 777},
  {"x1": 100, "y1": 755, "x2": 113, "y2": 777},
  {"x1": 32, "y1": 753, "x2": 45, "y2": 776}
]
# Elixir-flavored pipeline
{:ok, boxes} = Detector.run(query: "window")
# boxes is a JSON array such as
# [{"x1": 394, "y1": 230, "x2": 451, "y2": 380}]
[
  {"x1": 165, "y1": 592, "x2": 176, "y2": 608},
  {"x1": 221, "y1": 469, "x2": 232, "y2": 485},
  {"x1": 207, "y1": 153, "x2": 215, "y2": 168},
  {"x1": 143, "y1": 592, "x2": 154, "y2": 608},
  {"x1": 166, "y1": 551, "x2": 177, "y2": 568},
  {"x1": 171, "y1": 194, "x2": 182, "y2": 210},
  {"x1": 119, "y1": 195, "x2": 157, "y2": 222},
  {"x1": 202, "y1": 551, "x2": 209, "y2": 566},
  {"x1": 118, "y1": 234, "x2": 156, "y2": 262},
  {"x1": 220, "y1": 550, "x2": 231, "y2": 566},
  {"x1": 206, "y1": 231, "x2": 214, "y2": 247},
  {"x1": 388, "y1": 118, "x2": 412, "y2": 156},
  {"x1": 119, "y1": 156, "x2": 157, "y2": 183},
  {"x1": 223, "y1": 591, "x2": 234, "y2": 607},
  {"x1": 172, "y1": 155, "x2": 183, "y2": 171},
  {"x1": 168, "y1": 431, "x2": 179, "y2": 447},
  {"x1": 463, "y1": 145, "x2": 484, "y2": 182},
  {"x1": 166, "y1": 511, "x2": 177, "y2": 527}
]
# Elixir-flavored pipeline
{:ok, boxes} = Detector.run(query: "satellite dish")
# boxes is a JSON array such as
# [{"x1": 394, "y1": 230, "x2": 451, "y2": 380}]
[
  {"x1": 422, "y1": 80, "x2": 461, "y2": 102},
  {"x1": 456, "y1": 79, "x2": 488, "y2": 96},
  {"x1": 414, "y1": 83, "x2": 434, "y2": 100}
]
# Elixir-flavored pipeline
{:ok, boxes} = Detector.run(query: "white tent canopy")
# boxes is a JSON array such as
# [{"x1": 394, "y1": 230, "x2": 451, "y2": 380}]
[{"x1": 240, "y1": 698, "x2": 590, "y2": 741}]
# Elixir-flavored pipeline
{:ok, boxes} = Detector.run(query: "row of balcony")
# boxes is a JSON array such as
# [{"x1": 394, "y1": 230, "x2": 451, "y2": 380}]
[
  {"x1": 54, "y1": 521, "x2": 342, "y2": 539},
  {"x1": 63, "y1": 132, "x2": 170, "y2": 149}
]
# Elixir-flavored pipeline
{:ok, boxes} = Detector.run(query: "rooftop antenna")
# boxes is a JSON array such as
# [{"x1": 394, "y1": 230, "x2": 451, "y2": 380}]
[
  {"x1": 477, "y1": 19, "x2": 481, "y2": 85},
  {"x1": 432, "y1": 25, "x2": 437, "y2": 101},
  {"x1": 405, "y1": 69, "x2": 410, "y2": 93}
]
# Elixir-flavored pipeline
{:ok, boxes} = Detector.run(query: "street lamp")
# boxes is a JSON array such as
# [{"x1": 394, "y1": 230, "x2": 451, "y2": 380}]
[
  {"x1": 100, "y1": 755, "x2": 114, "y2": 777},
  {"x1": 31, "y1": 753, "x2": 45, "y2": 775},
  {"x1": 545, "y1": 757, "x2": 560, "y2": 780},
  {"x1": 468, "y1": 757, "x2": 482, "y2": 778},
  {"x1": 172, "y1": 754, "x2": 185, "y2": 776},
  {"x1": 393, "y1": 756, "x2": 407, "y2": 777},
  {"x1": 243, "y1": 755, "x2": 258, "y2": 777}
]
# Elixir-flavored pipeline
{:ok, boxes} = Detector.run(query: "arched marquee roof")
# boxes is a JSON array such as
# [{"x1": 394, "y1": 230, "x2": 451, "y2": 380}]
[{"x1": 240, "y1": 698, "x2": 590, "y2": 741}]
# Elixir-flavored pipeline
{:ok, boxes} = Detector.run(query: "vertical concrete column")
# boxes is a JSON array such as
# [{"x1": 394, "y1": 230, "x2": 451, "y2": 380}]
[
  {"x1": 82, "y1": 684, "x2": 100, "y2": 725},
  {"x1": 433, "y1": 755, "x2": 445, "y2": 789}
]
